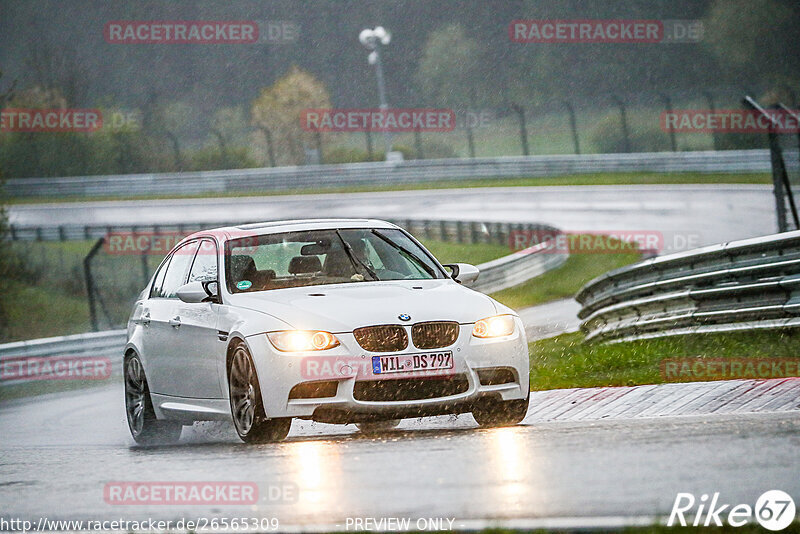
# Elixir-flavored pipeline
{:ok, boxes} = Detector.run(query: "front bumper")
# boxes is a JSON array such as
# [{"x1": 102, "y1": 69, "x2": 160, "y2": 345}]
[{"x1": 245, "y1": 318, "x2": 529, "y2": 422}]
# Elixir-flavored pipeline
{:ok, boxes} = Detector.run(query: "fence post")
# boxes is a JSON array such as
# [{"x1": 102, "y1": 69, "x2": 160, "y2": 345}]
[
  {"x1": 702, "y1": 91, "x2": 719, "y2": 151},
  {"x1": 466, "y1": 122, "x2": 476, "y2": 159},
  {"x1": 744, "y1": 96, "x2": 799, "y2": 232},
  {"x1": 611, "y1": 95, "x2": 631, "y2": 153},
  {"x1": 365, "y1": 131, "x2": 374, "y2": 161},
  {"x1": 564, "y1": 101, "x2": 580, "y2": 155},
  {"x1": 414, "y1": 127, "x2": 424, "y2": 160},
  {"x1": 659, "y1": 93, "x2": 677, "y2": 152},
  {"x1": 259, "y1": 126, "x2": 276, "y2": 167},
  {"x1": 84, "y1": 238, "x2": 105, "y2": 332},
  {"x1": 315, "y1": 131, "x2": 324, "y2": 164},
  {"x1": 512, "y1": 104, "x2": 529, "y2": 156}
]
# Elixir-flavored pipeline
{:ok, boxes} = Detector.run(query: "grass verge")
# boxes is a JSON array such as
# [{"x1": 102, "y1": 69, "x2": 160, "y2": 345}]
[
  {"x1": 7, "y1": 172, "x2": 770, "y2": 205},
  {"x1": 490, "y1": 248, "x2": 642, "y2": 310},
  {"x1": 420, "y1": 239, "x2": 509, "y2": 266},
  {"x1": 529, "y1": 329, "x2": 800, "y2": 391}
]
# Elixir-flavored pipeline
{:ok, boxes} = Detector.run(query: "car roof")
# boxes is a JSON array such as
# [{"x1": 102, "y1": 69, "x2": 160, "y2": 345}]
[{"x1": 181, "y1": 218, "x2": 401, "y2": 244}]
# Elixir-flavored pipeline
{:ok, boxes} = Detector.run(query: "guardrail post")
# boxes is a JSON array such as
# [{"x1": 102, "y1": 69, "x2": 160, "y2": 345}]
[
  {"x1": 35, "y1": 227, "x2": 42, "y2": 242},
  {"x1": 456, "y1": 221, "x2": 464, "y2": 243},
  {"x1": 58, "y1": 226, "x2": 65, "y2": 241},
  {"x1": 439, "y1": 220, "x2": 447, "y2": 241},
  {"x1": 9, "y1": 224, "x2": 15, "y2": 241}
]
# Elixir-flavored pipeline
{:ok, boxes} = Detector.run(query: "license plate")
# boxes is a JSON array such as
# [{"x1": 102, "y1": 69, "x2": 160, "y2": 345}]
[{"x1": 371, "y1": 351, "x2": 453, "y2": 375}]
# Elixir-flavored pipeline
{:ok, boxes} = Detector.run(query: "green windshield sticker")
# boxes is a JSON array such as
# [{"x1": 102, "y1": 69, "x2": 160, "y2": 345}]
[{"x1": 236, "y1": 280, "x2": 252, "y2": 290}]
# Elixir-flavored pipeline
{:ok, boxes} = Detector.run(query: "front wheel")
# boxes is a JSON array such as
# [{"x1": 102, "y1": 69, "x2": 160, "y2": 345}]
[
  {"x1": 124, "y1": 354, "x2": 182, "y2": 445},
  {"x1": 228, "y1": 342, "x2": 291, "y2": 443},
  {"x1": 472, "y1": 395, "x2": 529, "y2": 428}
]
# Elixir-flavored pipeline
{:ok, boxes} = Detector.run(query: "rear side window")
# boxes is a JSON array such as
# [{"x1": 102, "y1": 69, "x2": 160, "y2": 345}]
[
  {"x1": 150, "y1": 256, "x2": 172, "y2": 298},
  {"x1": 157, "y1": 241, "x2": 199, "y2": 298}
]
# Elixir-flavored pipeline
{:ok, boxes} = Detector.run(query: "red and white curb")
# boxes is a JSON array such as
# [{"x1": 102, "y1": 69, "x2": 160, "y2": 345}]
[{"x1": 525, "y1": 377, "x2": 800, "y2": 422}]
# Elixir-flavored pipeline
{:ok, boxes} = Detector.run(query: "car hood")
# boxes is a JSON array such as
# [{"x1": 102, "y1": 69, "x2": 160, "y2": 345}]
[{"x1": 226, "y1": 279, "x2": 500, "y2": 332}]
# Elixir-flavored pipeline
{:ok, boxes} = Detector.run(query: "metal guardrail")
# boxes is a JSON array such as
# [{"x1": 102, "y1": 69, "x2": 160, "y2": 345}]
[
  {"x1": 471, "y1": 241, "x2": 566, "y2": 294},
  {"x1": 10, "y1": 218, "x2": 552, "y2": 244},
  {"x1": 3, "y1": 149, "x2": 771, "y2": 198},
  {"x1": 576, "y1": 230, "x2": 800, "y2": 343},
  {"x1": 0, "y1": 330, "x2": 127, "y2": 386}
]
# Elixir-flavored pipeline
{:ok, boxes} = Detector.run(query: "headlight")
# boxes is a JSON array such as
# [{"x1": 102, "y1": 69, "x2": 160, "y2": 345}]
[
  {"x1": 267, "y1": 330, "x2": 340, "y2": 352},
  {"x1": 472, "y1": 315, "x2": 515, "y2": 338}
]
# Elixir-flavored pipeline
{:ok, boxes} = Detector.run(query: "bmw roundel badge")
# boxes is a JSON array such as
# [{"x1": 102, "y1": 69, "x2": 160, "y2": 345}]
[{"x1": 398, "y1": 314, "x2": 411, "y2": 322}]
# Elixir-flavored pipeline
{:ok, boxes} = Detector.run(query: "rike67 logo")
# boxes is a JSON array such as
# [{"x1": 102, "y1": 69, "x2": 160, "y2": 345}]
[{"x1": 668, "y1": 490, "x2": 796, "y2": 530}]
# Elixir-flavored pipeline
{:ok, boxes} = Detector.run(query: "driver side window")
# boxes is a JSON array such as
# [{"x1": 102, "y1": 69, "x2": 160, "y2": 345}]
[
  {"x1": 188, "y1": 239, "x2": 218, "y2": 283},
  {"x1": 157, "y1": 241, "x2": 199, "y2": 298}
]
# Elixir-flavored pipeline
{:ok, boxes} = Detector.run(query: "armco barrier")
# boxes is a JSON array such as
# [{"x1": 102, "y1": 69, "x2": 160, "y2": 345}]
[
  {"x1": 3, "y1": 149, "x2": 770, "y2": 198},
  {"x1": 576, "y1": 230, "x2": 800, "y2": 343},
  {"x1": 0, "y1": 330, "x2": 126, "y2": 386}
]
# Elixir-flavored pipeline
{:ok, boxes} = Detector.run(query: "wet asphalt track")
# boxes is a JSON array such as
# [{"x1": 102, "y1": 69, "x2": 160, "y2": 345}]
[
  {"x1": 11, "y1": 185, "x2": 776, "y2": 253},
  {"x1": 1, "y1": 384, "x2": 798, "y2": 529}
]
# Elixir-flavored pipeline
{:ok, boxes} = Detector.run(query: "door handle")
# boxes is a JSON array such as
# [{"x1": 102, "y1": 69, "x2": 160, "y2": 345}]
[
  {"x1": 141, "y1": 312, "x2": 151, "y2": 326},
  {"x1": 169, "y1": 316, "x2": 182, "y2": 328}
]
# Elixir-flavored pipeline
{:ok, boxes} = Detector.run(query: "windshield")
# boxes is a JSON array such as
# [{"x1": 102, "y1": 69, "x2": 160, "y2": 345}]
[{"x1": 225, "y1": 228, "x2": 444, "y2": 293}]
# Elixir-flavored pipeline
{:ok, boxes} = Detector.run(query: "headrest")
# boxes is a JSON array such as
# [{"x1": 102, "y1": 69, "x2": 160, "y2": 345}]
[
  {"x1": 288, "y1": 255, "x2": 321, "y2": 275},
  {"x1": 230, "y1": 255, "x2": 256, "y2": 278}
]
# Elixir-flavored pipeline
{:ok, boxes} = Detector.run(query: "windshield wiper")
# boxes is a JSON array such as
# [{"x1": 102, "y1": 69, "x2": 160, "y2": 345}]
[
  {"x1": 335, "y1": 230, "x2": 378, "y2": 281},
  {"x1": 371, "y1": 229, "x2": 436, "y2": 278}
]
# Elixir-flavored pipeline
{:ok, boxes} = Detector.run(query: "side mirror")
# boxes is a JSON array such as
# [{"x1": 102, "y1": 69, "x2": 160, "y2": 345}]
[
  {"x1": 443, "y1": 263, "x2": 480, "y2": 285},
  {"x1": 177, "y1": 281, "x2": 220, "y2": 303}
]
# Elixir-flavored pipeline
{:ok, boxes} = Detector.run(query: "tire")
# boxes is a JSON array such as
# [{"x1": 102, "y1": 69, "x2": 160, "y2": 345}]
[
  {"x1": 228, "y1": 341, "x2": 291, "y2": 443},
  {"x1": 124, "y1": 354, "x2": 183, "y2": 445},
  {"x1": 356, "y1": 419, "x2": 401, "y2": 434},
  {"x1": 471, "y1": 395, "x2": 529, "y2": 428}
]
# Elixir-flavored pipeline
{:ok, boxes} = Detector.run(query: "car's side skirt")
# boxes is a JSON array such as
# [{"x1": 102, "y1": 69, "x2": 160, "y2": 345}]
[{"x1": 150, "y1": 393, "x2": 232, "y2": 422}]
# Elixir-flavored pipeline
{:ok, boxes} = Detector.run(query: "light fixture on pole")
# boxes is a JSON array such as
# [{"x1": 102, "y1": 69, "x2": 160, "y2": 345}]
[{"x1": 359, "y1": 26, "x2": 393, "y2": 159}]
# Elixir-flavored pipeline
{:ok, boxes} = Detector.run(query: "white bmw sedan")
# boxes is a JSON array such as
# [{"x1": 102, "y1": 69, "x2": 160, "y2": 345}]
[{"x1": 124, "y1": 219, "x2": 529, "y2": 444}]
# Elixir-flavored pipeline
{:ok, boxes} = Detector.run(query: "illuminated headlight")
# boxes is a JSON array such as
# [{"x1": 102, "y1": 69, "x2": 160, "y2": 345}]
[
  {"x1": 472, "y1": 315, "x2": 515, "y2": 338},
  {"x1": 267, "y1": 330, "x2": 340, "y2": 352}
]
